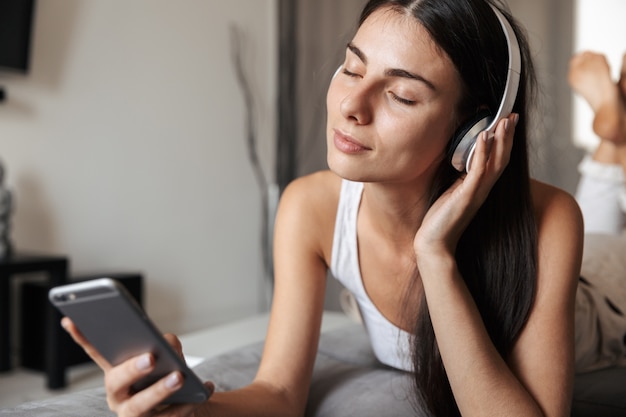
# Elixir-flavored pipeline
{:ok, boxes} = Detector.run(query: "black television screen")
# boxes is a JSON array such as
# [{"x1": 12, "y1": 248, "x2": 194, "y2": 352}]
[{"x1": 0, "y1": 0, "x2": 36, "y2": 73}]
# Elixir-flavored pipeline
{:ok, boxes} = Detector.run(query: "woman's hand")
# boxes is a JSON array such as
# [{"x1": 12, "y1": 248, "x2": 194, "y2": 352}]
[
  {"x1": 62, "y1": 317, "x2": 214, "y2": 417},
  {"x1": 414, "y1": 113, "x2": 519, "y2": 260}
]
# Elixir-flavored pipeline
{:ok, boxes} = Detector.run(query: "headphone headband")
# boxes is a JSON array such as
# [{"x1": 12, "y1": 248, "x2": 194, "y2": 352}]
[{"x1": 450, "y1": 4, "x2": 522, "y2": 172}]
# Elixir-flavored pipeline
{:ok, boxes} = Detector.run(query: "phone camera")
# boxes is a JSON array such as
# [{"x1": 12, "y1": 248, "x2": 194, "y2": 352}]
[{"x1": 54, "y1": 293, "x2": 76, "y2": 302}]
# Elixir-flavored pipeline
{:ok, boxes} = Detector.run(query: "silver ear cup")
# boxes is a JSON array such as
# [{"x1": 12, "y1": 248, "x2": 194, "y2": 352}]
[{"x1": 450, "y1": 115, "x2": 491, "y2": 172}]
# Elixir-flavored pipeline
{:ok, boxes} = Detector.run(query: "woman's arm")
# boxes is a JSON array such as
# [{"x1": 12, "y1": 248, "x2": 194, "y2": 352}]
[
  {"x1": 414, "y1": 114, "x2": 583, "y2": 417},
  {"x1": 64, "y1": 172, "x2": 337, "y2": 417},
  {"x1": 507, "y1": 182, "x2": 583, "y2": 416},
  {"x1": 417, "y1": 187, "x2": 582, "y2": 417},
  {"x1": 227, "y1": 172, "x2": 339, "y2": 415}
]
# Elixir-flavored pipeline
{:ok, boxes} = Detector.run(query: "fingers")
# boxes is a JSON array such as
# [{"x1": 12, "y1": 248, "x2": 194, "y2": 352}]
[
  {"x1": 62, "y1": 318, "x2": 207, "y2": 416},
  {"x1": 123, "y1": 379, "x2": 214, "y2": 417},
  {"x1": 204, "y1": 381, "x2": 216, "y2": 396},
  {"x1": 104, "y1": 353, "x2": 156, "y2": 405},
  {"x1": 113, "y1": 371, "x2": 187, "y2": 417},
  {"x1": 102, "y1": 353, "x2": 212, "y2": 417},
  {"x1": 491, "y1": 113, "x2": 518, "y2": 172},
  {"x1": 468, "y1": 131, "x2": 493, "y2": 176},
  {"x1": 106, "y1": 355, "x2": 204, "y2": 416},
  {"x1": 61, "y1": 317, "x2": 111, "y2": 371},
  {"x1": 464, "y1": 113, "x2": 518, "y2": 203},
  {"x1": 163, "y1": 333, "x2": 185, "y2": 362},
  {"x1": 470, "y1": 113, "x2": 517, "y2": 176}
]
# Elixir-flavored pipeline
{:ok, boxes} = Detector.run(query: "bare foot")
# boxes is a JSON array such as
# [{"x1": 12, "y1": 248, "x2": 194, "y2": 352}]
[
  {"x1": 569, "y1": 51, "x2": 625, "y2": 143},
  {"x1": 569, "y1": 51, "x2": 615, "y2": 110}
]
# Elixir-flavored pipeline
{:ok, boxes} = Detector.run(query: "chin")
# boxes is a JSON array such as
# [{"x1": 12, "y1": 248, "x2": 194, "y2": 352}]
[
  {"x1": 327, "y1": 154, "x2": 353, "y2": 180},
  {"x1": 327, "y1": 155, "x2": 372, "y2": 183}
]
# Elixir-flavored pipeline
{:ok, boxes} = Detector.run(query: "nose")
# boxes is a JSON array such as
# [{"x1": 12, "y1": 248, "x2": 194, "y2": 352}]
[{"x1": 339, "y1": 81, "x2": 373, "y2": 125}]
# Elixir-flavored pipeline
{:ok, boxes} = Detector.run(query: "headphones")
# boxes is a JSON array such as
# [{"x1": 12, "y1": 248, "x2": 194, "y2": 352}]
[{"x1": 448, "y1": 4, "x2": 521, "y2": 172}]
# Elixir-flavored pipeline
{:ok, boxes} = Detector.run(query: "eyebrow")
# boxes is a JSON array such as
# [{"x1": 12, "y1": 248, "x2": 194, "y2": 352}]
[{"x1": 346, "y1": 42, "x2": 437, "y2": 91}]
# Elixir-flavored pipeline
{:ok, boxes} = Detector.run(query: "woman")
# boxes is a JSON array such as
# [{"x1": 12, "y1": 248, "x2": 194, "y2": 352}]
[{"x1": 65, "y1": 0, "x2": 583, "y2": 415}]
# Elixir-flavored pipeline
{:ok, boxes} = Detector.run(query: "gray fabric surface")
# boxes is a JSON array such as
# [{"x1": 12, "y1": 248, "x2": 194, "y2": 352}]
[
  {"x1": 0, "y1": 387, "x2": 113, "y2": 417},
  {"x1": 190, "y1": 324, "x2": 419, "y2": 416},
  {"x1": 2, "y1": 324, "x2": 625, "y2": 416},
  {"x1": 572, "y1": 367, "x2": 626, "y2": 417}
]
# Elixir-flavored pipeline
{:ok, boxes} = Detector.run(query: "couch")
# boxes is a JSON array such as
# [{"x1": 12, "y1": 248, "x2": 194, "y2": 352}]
[{"x1": 2, "y1": 322, "x2": 625, "y2": 416}]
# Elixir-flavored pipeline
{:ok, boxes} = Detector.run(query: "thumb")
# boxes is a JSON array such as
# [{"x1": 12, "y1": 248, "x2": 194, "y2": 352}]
[{"x1": 204, "y1": 381, "x2": 216, "y2": 398}]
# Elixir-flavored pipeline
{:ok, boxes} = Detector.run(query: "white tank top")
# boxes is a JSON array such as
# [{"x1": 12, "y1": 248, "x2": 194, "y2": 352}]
[{"x1": 330, "y1": 179, "x2": 413, "y2": 372}]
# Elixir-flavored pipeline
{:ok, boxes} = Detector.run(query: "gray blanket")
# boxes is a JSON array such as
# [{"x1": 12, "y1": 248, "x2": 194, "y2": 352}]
[{"x1": 2, "y1": 324, "x2": 625, "y2": 416}]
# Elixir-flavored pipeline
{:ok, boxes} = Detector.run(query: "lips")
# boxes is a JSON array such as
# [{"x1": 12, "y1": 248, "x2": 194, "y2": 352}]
[{"x1": 333, "y1": 129, "x2": 371, "y2": 154}]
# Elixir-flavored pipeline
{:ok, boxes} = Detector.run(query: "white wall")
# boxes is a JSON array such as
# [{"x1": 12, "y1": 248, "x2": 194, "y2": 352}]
[{"x1": 0, "y1": 0, "x2": 277, "y2": 334}]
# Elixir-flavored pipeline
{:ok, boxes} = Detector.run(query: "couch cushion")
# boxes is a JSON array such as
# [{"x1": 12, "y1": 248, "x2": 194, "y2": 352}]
[
  {"x1": 0, "y1": 387, "x2": 112, "y2": 417},
  {"x1": 191, "y1": 324, "x2": 420, "y2": 416},
  {"x1": 3, "y1": 323, "x2": 626, "y2": 416},
  {"x1": 572, "y1": 367, "x2": 626, "y2": 417},
  {"x1": 193, "y1": 324, "x2": 626, "y2": 417}
]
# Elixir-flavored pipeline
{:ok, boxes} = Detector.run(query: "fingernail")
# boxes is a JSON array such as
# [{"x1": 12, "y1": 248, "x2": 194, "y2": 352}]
[
  {"x1": 136, "y1": 354, "x2": 153, "y2": 371},
  {"x1": 513, "y1": 113, "x2": 520, "y2": 126},
  {"x1": 503, "y1": 119, "x2": 510, "y2": 133},
  {"x1": 60, "y1": 318, "x2": 70, "y2": 331},
  {"x1": 165, "y1": 372, "x2": 182, "y2": 390}
]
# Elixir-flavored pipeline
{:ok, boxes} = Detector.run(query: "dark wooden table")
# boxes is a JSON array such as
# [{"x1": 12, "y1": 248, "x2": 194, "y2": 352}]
[{"x1": 0, "y1": 252, "x2": 69, "y2": 389}]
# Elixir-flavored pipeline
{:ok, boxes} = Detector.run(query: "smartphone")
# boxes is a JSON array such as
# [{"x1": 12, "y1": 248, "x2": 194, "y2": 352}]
[{"x1": 49, "y1": 278, "x2": 211, "y2": 404}]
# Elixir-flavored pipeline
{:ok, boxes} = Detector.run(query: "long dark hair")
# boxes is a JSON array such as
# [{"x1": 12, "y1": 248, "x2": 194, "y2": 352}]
[{"x1": 358, "y1": 1, "x2": 538, "y2": 415}]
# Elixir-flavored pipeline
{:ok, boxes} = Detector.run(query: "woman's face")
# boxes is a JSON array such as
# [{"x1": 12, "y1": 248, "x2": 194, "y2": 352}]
[{"x1": 326, "y1": 7, "x2": 464, "y2": 185}]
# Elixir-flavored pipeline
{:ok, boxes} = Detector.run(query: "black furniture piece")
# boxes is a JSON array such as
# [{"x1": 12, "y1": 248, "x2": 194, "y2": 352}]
[
  {"x1": 20, "y1": 272, "x2": 143, "y2": 372},
  {"x1": 0, "y1": 252, "x2": 69, "y2": 389}
]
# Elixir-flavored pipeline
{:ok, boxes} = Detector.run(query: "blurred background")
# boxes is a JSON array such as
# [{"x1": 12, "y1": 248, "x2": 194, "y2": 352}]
[{"x1": 0, "y1": 0, "x2": 624, "y2": 339}]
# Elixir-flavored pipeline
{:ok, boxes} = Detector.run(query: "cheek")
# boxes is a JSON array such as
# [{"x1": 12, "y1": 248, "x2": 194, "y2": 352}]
[
  {"x1": 420, "y1": 108, "x2": 458, "y2": 148},
  {"x1": 384, "y1": 113, "x2": 454, "y2": 159}
]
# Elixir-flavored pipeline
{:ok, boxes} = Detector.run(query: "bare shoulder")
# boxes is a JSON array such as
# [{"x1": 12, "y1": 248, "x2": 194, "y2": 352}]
[
  {"x1": 530, "y1": 179, "x2": 584, "y2": 239},
  {"x1": 276, "y1": 170, "x2": 343, "y2": 262},
  {"x1": 281, "y1": 170, "x2": 341, "y2": 202},
  {"x1": 529, "y1": 179, "x2": 583, "y2": 292},
  {"x1": 279, "y1": 170, "x2": 342, "y2": 220}
]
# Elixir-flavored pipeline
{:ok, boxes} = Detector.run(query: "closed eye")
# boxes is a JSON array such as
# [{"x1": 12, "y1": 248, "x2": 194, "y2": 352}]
[
  {"x1": 390, "y1": 92, "x2": 416, "y2": 106},
  {"x1": 342, "y1": 68, "x2": 361, "y2": 78},
  {"x1": 342, "y1": 65, "x2": 416, "y2": 106}
]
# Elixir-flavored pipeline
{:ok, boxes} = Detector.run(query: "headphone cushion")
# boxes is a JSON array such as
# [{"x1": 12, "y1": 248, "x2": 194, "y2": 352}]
[{"x1": 447, "y1": 109, "x2": 492, "y2": 164}]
